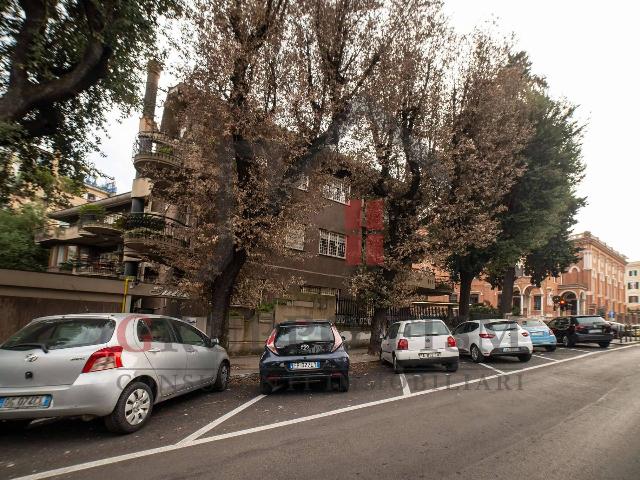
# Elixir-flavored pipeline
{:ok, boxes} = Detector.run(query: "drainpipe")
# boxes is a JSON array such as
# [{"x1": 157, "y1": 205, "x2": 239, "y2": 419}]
[{"x1": 123, "y1": 60, "x2": 162, "y2": 280}]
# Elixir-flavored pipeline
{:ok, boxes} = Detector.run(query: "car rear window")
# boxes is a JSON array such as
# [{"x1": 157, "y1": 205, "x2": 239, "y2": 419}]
[
  {"x1": 1, "y1": 318, "x2": 115, "y2": 351},
  {"x1": 575, "y1": 316, "x2": 607, "y2": 326},
  {"x1": 403, "y1": 321, "x2": 450, "y2": 336},
  {"x1": 275, "y1": 324, "x2": 334, "y2": 347},
  {"x1": 485, "y1": 321, "x2": 518, "y2": 331}
]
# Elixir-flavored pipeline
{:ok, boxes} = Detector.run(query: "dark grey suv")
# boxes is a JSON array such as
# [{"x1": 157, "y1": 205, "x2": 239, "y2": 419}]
[{"x1": 548, "y1": 315, "x2": 613, "y2": 348}]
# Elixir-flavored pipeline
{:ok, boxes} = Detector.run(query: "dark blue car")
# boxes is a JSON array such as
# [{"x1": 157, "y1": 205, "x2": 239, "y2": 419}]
[{"x1": 259, "y1": 321, "x2": 350, "y2": 394}]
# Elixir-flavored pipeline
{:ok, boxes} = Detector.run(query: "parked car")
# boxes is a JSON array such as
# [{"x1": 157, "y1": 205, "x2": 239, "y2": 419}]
[
  {"x1": 380, "y1": 319, "x2": 459, "y2": 373},
  {"x1": 259, "y1": 321, "x2": 349, "y2": 394},
  {"x1": 606, "y1": 321, "x2": 625, "y2": 339},
  {"x1": 517, "y1": 318, "x2": 557, "y2": 351},
  {"x1": 548, "y1": 315, "x2": 613, "y2": 348},
  {"x1": 453, "y1": 319, "x2": 533, "y2": 363},
  {"x1": 0, "y1": 314, "x2": 229, "y2": 434}
]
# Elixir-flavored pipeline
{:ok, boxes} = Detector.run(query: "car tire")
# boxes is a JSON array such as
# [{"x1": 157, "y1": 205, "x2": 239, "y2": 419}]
[
  {"x1": 0, "y1": 419, "x2": 31, "y2": 434},
  {"x1": 104, "y1": 381, "x2": 154, "y2": 434},
  {"x1": 545, "y1": 345, "x2": 557, "y2": 352},
  {"x1": 392, "y1": 354, "x2": 403, "y2": 373},
  {"x1": 336, "y1": 374, "x2": 350, "y2": 392},
  {"x1": 211, "y1": 361, "x2": 230, "y2": 392},
  {"x1": 259, "y1": 376, "x2": 273, "y2": 395},
  {"x1": 445, "y1": 361, "x2": 459, "y2": 372},
  {"x1": 518, "y1": 353, "x2": 532, "y2": 362},
  {"x1": 470, "y1": 344, "x2": 485, "y2": 363},
  {"x1": 598, "y1": 342, "x2": 610, "y2": 349},
  {"x1": 562, "y1": 335, "x2": 575, "y2": 348}
]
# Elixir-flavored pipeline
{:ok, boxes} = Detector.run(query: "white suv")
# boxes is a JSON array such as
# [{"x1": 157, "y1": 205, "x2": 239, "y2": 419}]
[
  {"x1": 452, "y1": 319, "x2": 533, "y2": 363},
  {"x1": 380, "y1": 319, "x2": 459, "y2": 373}
]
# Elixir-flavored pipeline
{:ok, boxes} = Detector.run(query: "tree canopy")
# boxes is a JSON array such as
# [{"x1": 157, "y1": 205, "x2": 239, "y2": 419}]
[{"x1": 0, "y1": 205, "x2": 48, "y2": 271}]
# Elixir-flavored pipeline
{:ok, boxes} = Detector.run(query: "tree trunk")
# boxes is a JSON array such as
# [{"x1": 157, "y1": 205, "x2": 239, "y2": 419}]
[
  {"x1": 499, "y1": 267, "x2": 516, "y2": 318},
  {"x1": 206, "y1": 248, "x2": 247, "y2": 347},
  {"x1": 368, "y1": 306, "x2": 387, "y2": 355},
  {"x1": 458, "y1": 269, "x2": 474, "y2": 322}
]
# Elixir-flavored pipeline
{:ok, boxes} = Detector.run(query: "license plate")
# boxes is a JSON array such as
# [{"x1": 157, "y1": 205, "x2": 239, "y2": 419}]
[
  {"x1": 289, "y1": 361, "x2": 320, "y2": 370},
  {"x1": 589, "y1": 329, "x2": 601, "y2": 333},
  {"x1": 531, "y1": 332, "x2": 544, "y2": 336},
  {"x1": 419, "y1": 352, "x2": 441, "y2": 358},
  {"x1": 503, "y1": 347, "x2": 520, "y2": 352},
  {"x1": 0, "y1": 395, "x2": 51, "y2": 409}
]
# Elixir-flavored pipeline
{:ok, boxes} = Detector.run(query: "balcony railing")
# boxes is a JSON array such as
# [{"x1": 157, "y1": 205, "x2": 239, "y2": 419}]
[
  {"x1": 78, "y1": 212, "x2": 124, "y2": 235},
  {"x1": 53, "y1": 260, "x2": 122, "y2": 278},
  {"x1": 132, "y1": 131, "x2": 180, "y2": 170},
  {"x1": 123, "y1": 213, "x2": 188, "y2": 254}
]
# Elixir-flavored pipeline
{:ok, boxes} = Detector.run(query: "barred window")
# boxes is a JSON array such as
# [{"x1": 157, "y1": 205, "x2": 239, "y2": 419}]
[
  {"x1": 319, "y1": 229, "x2": 346, "y2": 258},
  {"x1": 285, "y1": 227, "x2": 305, "y2": 251},
  {"x1": 322, "y1": 179, "x2": 350, "y2": 204}
]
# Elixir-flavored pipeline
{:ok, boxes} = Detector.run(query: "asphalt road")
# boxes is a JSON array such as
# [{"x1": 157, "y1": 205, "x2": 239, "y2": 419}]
[{"x1": 2, "y1": 342, "x2": 640, "y2": 480}]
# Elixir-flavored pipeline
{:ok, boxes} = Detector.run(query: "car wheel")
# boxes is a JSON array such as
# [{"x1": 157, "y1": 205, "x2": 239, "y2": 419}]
[
  {"x1": 470, "y1": 344, "x2": 485, "y2": 363},
  {"x1": 562, "y1": 335, "x2": 575, "y2": 348},
  {"x1": 392, "y1": 354, "x2": 403, "y2": 374},
  {"x1": 545, "y1": 345, "x2": 557, "y2": 352},
  {"x1": 445, "y1": 361, "x2": 459, "y2": 372},
  {"x1": 211, "y1": 361, "x2": 230, "y2": 392},
  {"x1": 598, "y1": 342, "x2": 610, "y2": 349},
  {"x1": 518, "y1": 353, "x2": 532, "y2": 362},
  {"x1": 336, "y1": 374, "x2": 349, "y2": 392},
  {"x1": 259, "y1": 375, "x2": 273, "y2": 395},
  {"x1": 104, "y1": 381, "x2": 154, "y2": 434},
  {"x1": 0, "y1": 419, "x2": 31, "y2": 434}
]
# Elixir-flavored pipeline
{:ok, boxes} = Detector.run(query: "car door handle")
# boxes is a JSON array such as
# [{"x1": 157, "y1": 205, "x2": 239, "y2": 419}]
[{"x1": 148, "y1": 348, "x2": 161, "y2": 353}]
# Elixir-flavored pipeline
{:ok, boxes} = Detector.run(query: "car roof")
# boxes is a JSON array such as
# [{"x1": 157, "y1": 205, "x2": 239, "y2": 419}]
[
  {"x1": 279, "y1": 320, "x2": 332, "y2": 326},
  {"x1": 30, "y1": 313, "x2": 177, "y2": 323}
]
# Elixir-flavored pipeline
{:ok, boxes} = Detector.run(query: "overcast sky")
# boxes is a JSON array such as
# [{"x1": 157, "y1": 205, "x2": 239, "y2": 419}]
[{"x1": 90, "y1": 0, "x2": 640, "y2": 261}]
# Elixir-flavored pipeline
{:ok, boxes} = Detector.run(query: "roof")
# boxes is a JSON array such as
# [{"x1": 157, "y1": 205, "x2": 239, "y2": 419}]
[
  {"x1": 48, "y1": 191, "x2": 132, "y2": 220},
  {"x1": 31, "y1": 313, "x2": 170, "y2": 323}
]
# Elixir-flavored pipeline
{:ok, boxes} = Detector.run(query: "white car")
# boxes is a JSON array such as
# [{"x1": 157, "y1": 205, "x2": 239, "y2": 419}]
[
  {"x1": 0, "y1": 314, "x2": 230, "y2": 434},
  {"x1": 380, "y1": 319, "x2": 459, "y2": 373},
  {"x1": 452, "y1": 319, "x2": 533, "y2": 363}
]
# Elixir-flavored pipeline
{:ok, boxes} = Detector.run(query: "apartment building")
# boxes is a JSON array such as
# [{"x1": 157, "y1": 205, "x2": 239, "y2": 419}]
[{"x1": 626, "y1": 261, "x2": 640, "y2": 312}]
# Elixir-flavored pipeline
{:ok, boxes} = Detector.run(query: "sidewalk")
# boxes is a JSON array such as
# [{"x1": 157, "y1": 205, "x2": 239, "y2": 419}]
[{"x1": 230, "y1": 347, "x2": 378, "y2": 376}]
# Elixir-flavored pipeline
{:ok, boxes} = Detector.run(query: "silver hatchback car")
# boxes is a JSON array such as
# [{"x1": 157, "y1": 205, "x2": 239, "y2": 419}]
[{"x1": 0, "y1": 314, "x2": 230, "y2": 434}]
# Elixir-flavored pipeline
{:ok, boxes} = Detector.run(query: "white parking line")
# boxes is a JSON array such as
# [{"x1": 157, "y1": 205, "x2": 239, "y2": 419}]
[
  {"x1": 399, "y1": 373, "x2": 411, "y2": 396},
  {"x1": 567, "y1": 348, "x2": 590, "y2": 353},
  {"x1": 177, "y1": 394, "x2": 265, "y2": 445},
  {"x1": 532, "y1": 354, "x2": 559, "y2": 362},
  {"x1": 477, "y1": 362, "x2": 505, "y2": 374},
  {"x1": 13, "y1": 343, "x2": 640, "y2": 480}
]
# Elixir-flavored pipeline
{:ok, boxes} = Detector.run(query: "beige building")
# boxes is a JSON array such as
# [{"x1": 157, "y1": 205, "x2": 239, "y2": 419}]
[{"x1": 626, "y1": 261, "x2": 640, "y2": 313}]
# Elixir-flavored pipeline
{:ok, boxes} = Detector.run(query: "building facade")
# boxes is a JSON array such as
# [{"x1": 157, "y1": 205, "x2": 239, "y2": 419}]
[{"x1": 626, "y1": 261, "x2": 640, "y2": 313}]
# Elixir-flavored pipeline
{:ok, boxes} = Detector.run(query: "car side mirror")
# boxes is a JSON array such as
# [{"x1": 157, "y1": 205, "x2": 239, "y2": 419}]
[
  {"x1": 209, "y1": 337, "x2": 219, "y2": 348},
  {"x1": 341, "y1": 335, "x2": 346, "y2": 342}
]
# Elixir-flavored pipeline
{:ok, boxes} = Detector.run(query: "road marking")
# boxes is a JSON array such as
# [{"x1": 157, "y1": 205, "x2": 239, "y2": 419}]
[
  {"x1": 399, "y1": 373, "x2": 411, "y2": 396},
  {"x1": 13, "y1": 343, "x2": 640, "y2": 480},
  {"x1": 477, "y1": 362, "x2": 505, "y2": 374},
  {"x1": 532, "y1": 354, "x2": 559, "y2": 362},
  {"x1": 177, "y1": 394, "x2": 265, "y2": 445},
  {"x1": 568, "y1": 348, "x2": 590, "y2": 353}
]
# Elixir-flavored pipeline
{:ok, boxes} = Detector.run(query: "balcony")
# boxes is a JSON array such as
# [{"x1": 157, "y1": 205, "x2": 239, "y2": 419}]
[
  {"x1": 50, "y1": 260, "x2": 123, "y2": 278},
  {"x1": 123, "y1": 213, "x2": 188, "y2": 258},
  {"x1": 78, "y1": 213, "x2": 123, "y2": 237},
  {"x1": 35, "y1": 224, "x2": 90, "y2": 246},
  {"x1": 132, "y1": 131, "x2": 180, "y2": 171}
]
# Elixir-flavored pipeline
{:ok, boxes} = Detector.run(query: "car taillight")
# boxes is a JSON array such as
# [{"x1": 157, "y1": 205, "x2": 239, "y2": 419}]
[
  {"x1": 397, "y1": 338, "x2": 408, "y2": 350},
  {"x1": 479, "y1": 333, "x2": 495, "y2": 339},
  {"x1": 447, "y1": 336, "x2": 456, "y2": 347},
  {"x1": 548, "y1": 329, "x2": 555, "y2": 336},
  {"x1": 520, "y1": 331, "x2": 529, "y2": 337},
  {"x1": 265, "y1": 329, "x2": 278, "y2": 355},
  {"x1": 331, "y1": 326, "x2": 343, "y2": 352},
  {"x1": 82, "y1": 346, "x2": 123, "y2": 373}
]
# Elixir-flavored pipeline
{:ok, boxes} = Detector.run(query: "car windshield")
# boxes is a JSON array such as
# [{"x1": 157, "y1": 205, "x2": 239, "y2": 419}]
[
  {"x1": 403, "y1": 321, "x2": 450, "y2": 336},
  {"x1": 485, "y1": 321, "x2": 518, "y2": 331},
  {"x1": 518, "y1": 320, "x2": 546, "y2": 328},
  {"x1": 275, "y1": 324, "x2": 334, "y2": 347},
  {"x1": 575, "y1": 316, "x2": 607, "y2": 326},
  {"x1": 1, "y1": 318, "x2": 116, "y2": 351}
]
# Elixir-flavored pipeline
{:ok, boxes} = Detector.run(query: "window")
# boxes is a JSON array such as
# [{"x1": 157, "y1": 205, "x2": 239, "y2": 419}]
[
  {"x1": 629, "y1": 282, "x2": 634, "y2": 290},
  {"x1": 403, "y1": 321, "x2": 450, "y2": 337},
  {"x1": 137, "y1": 318, "x2": 175, "y2": 343},
  {"x1": 1, "y1": 318, "x2": 115, "y2": 351},
  {"x1": 387, "y1": 323, "x2": 401, "y2": 339},
  {"x1": 470, "y1": 293, "x2": 480, "y2": 305},
  {"x1": 629, "y1": 296, "x2": 639, "y2": 303},
  {"x1": 319, "y1": 229, "x2": 346, "y2": 258},
  {"x1": 533, "y1": 295, "x2": 542, "y2": 311},
  {"x1": 485, "y1": 321, "x2": 517, "y2": 331},
  {"x1": 322, "y1": 179, "x2": 350, "y2": 204},
  {"x1": 86, "y1": 193, "x2": 96, "y2": 201},
  {"x1": 285, "y1": 227, "x2": 305, "y2": 251},
  {"x1": 173, "y1": 321, "x2": 207, "y2": 347}
]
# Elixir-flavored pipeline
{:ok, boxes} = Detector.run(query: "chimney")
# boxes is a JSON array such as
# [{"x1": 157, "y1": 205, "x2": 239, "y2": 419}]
[{"x1": 140, "y1": 59, "x2": 162, "y2": 131}]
